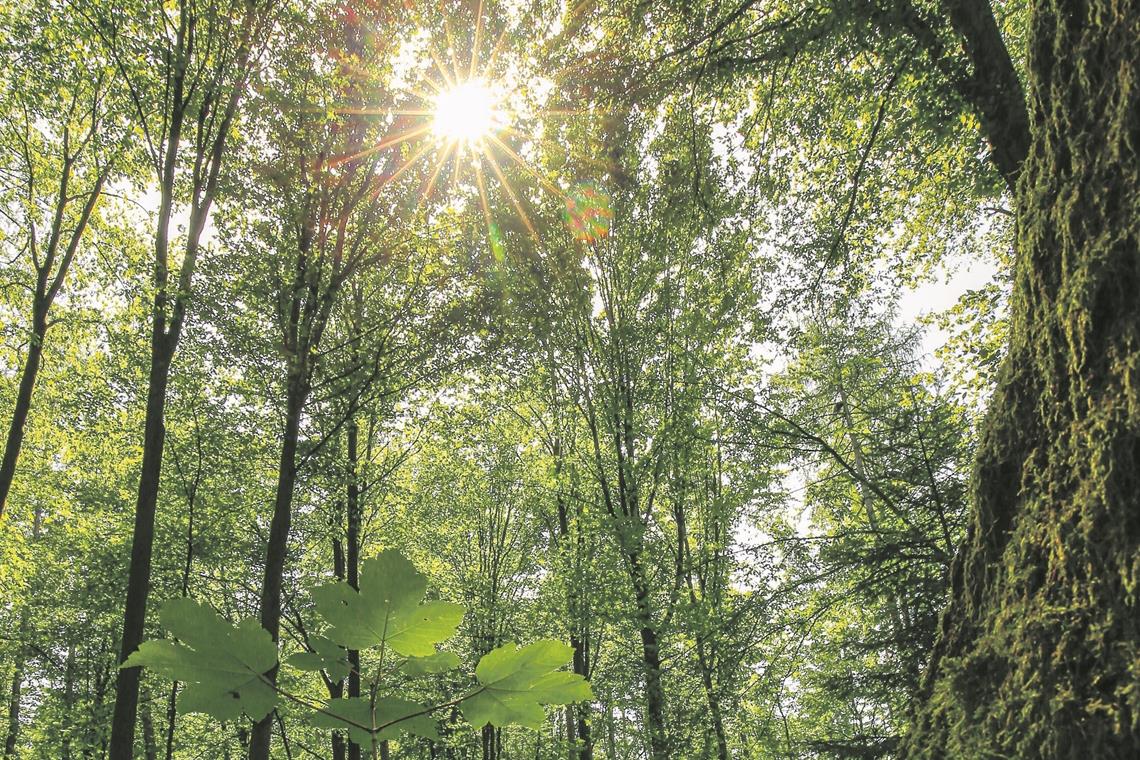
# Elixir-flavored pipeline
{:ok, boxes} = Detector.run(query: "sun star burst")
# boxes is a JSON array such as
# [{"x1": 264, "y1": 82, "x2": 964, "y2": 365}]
[{"x1": 432, "y1": 80, "x2": 499, "y2": 146}]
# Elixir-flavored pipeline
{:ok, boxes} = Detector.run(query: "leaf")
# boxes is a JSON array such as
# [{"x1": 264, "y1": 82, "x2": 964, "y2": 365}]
[
  {"x1": 121, "y1": 598, "x2": 278, "y2": 721},
  {"x1": 460, "y1": 641, "x2": 593, "y2": 729},
  {"x1": 401, "y1": 650, "x2": 461, "y2": 676},
  {"x1": 311, "y1": 549, "x2": 464, "y2": 655},
  {"x1": 285, "y1": 634, "x2": 350, "y2": 681},
  {"x1": 310, "y1": 697, "x2": 440, "y2": 746}
]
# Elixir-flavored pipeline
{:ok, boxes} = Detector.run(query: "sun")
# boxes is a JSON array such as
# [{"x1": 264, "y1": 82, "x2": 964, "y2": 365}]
[{"x1": 432, "y1": 80, "x2": 499, "y2": 145}]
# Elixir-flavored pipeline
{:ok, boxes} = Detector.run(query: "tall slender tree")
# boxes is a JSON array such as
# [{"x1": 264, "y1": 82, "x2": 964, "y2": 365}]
[
  {"x1": 97, "y1": 0, "x2": 278, "y2": 754},
  {"x1": 0, "y1": 1, "x2": 123, "y2": 518}
]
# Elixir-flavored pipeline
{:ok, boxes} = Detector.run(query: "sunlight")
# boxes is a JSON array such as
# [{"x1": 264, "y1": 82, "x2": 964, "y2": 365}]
[{"x1": 432, "y1": 80, "x2": 499, "y2": 145}]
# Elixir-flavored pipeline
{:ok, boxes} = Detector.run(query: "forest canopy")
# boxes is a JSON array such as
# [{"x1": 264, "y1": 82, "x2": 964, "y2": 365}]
[{"x1": 0, "y1": 0, "x2": 1137, "y2": 759}]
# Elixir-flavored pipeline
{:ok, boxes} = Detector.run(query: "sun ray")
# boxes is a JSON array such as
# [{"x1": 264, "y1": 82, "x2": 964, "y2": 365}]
[
  {"x1": 422, "y1": 143, "x2": 454, "y2": 201},
  {"x1": 327, "y1": 124, "x2": 433, "y2": 168},
  {"x1": 482, "y1": 147, "x2": 537, "y2": 239},
  {"x1": 369, "y1": 140, "x2": 438, "y2": 199},
  {"x1": 428, "y1": 47, "x2": 457, "y2": 89},
  {"x1": 486, "y1": 134, "x2": 569, "y2": 202},
  {"x1": 470, "y1": 0, "x2": 485, "y2": 79},
  {"x1": 472, "y1": 157, "x2": 494, "y2": 231}
]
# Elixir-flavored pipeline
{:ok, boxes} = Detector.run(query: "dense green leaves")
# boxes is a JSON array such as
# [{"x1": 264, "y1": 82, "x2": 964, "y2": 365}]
[
  {"x1": 0, "y1": 0, "x2": 1042, "y2": 756},
  {"x1": 462, "y1": 641, "x2": 593, "y2": 728},
  {"x1": 311, "y1": 549, "x2": 465, "y2": 654},
  {"x1": 121, "y1": 598, "x2": 278, "y2": 721}
]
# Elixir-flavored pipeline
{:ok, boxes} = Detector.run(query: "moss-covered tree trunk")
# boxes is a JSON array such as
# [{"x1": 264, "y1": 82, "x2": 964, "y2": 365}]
[{"x1": 901, "y1": 0, "x2": 1139, "y2": 756}]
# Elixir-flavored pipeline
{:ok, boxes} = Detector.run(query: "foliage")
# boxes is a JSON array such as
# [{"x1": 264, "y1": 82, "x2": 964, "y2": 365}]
[{"x1": 122, "y1": 550, "x2": 591, "y2": 752}]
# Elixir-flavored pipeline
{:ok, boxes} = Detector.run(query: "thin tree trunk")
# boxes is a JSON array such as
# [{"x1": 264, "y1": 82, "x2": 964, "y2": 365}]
[
  {"x1": 248, "y1": 381, "x2": 307, "y2": 760},
  {"x1": 0, "y1": 310, "x2": 46, "y2": 516},
  {"x1": 902, "y1": 0, "x2": 1140, "y2": 755},
  {"x1": 62, "y1": 644, "x2": 76, "y2": 760},
  {"x1": 605, "y1": 699, "x2": 617, "y2": 760},
  {"x1": 0, "y1": 158, "x2": 108, "y2": 520},
  {"x1": 692, "y1": 635, "x2": 728, "y2": 760},
  {"x1": 3, "y1": 653, "x2": 21, "y2": 758},
  {"x1": 553, "y1": 441, "x2": 592, "y2": 760},
  {"x1": 140, "y1": 696, "x2": 157, "y2": 760},
  {"x1": 110, "y1": 340, "x2": 174, "y2": 758},
  {"x1": 346, "y1": 417, "x2": 362, "y2": 760},
  {"x1": 161, "y1": 684, "x2": 178, "y2": 760},
  {"x1": 107, "y1": 3, "x2": 256, "y2": 750},
  {"x1": 331, "y1": 532, "x2": 347, "y2": 760},
  {"x1": 836, "y1": 377, "x2": 908, "y2": 641},
  {"x1": 627, "y1": 551, "x2": 668, "y2": 760}
]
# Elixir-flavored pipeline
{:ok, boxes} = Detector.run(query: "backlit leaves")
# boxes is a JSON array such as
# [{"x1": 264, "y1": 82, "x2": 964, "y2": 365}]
[
  {"x1": 121, "y1": 598, "x2": 278, "y2": 721},
  {"x1": 461, "y1": 641, "x2": 593, "y2": 728},
  {"x1": 311, "y1": 549, "x2": 464, "y2": 654}
]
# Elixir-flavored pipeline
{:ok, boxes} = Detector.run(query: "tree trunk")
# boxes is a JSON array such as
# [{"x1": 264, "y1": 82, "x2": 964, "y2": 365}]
[
  {"x1": 62, "y1": 644, "x2": 76, "y2": 760},
  {"x1": 554, "y1": 453, "x2": 592, "y2": 760},
  {"x1": 605, "y1": 699, "x2": 617, "y2": 759},
  {"x1": 627, "y1": 551, "x2": 668, "y2": 760},
  {"x1": 109, "y1": 338, "x2": 174, "y2": 760},
  {"x1": 902, "y1": 0, "x2": 1140, "y2": 756},
  {"x1": 140, "y1": 696, "x2": 157, "y2": 760},
  {"x1": 570, "y1": 632, "x2": 592, "y2": 760},
  {"x1": 346, "y1": 417, "x2": 362, "y2": 760},
  {"x1": 0, "y1": 307, "x2": 46, "y2": 517},
  {"x1": 3, "y1": 655, "x2": 21, "y2": 758},
  {"x1": 248, "y1": 380, "x2": 307, "y2": 760},
  {"x1": 692, "y1": 633, "x2": 728, "y2": 760},
  {"x1": 331, "y1": 532, "x2": 346, "y2": 760}
]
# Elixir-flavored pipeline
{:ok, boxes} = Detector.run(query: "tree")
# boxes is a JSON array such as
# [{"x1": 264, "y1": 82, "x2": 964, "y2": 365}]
[
  {"x1": 0, "y1": 0, "x2": 123, "y2": 518},
  {"x1": 900, "y1": 0, "x2": 1140, "y2": 755},
  {"x1": 589, "y1": 0, "x2": 1138, "y2": 753},
  {"x1": 89, "y1": 0, "x2": 280, "y2": 754}
]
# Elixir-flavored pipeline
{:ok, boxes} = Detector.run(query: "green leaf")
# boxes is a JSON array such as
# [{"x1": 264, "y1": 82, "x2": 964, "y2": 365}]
[
  {"x1": 310, "y1": 697, "x2": 440, "y2": 745},
  {"x1": 285, "y1": 634, "x2": 350, "y2": 681},
  {"x1": 121, "y1": 598, "x2": 278, "y2": 721},
  {"x1": 401, "y1": 650, "x2": 461, "y2": 676},
  {"x1": 461, "y1": 641, "x2": 593, "y2": 729},
  {"x1": 311, "y1": 549, "x2": 464, "y2": 655}
]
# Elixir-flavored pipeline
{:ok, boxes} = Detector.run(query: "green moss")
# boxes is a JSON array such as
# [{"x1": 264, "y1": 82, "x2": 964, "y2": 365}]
[{"x1": 900, "y1": 0, "x2": 1140, "y2": 756}]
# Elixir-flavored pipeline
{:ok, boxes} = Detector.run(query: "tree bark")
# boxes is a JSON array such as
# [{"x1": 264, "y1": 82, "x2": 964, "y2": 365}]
[
  {"x1": 109, "y1": 339, "x2": 174, "y2": 759},
  {"x1": 3, "y1": 654, "x2": 21, "y2": 758},
  {"x1": 248, "y1": 380, "x2": 307, "y2": 760},
  {"x1": 346, "y1": 416, "x2": 362, "y2": 760},
  {"x1": 902, "y1": 0, "x2": 1140, "y2": 756},
  {"x1": 0, "y1": 306, "x2": 47, "y2": 518}
]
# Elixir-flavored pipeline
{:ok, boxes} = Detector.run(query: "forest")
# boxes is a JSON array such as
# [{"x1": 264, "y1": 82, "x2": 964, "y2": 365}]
[{"x1": 0, "y1": 0, "x2": 1136, "y2": 757}]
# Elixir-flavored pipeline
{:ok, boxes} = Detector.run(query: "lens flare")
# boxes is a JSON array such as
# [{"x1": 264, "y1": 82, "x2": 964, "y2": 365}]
[{"x1": 563, "y1": 181, "x2": 613, "y2": 243}]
